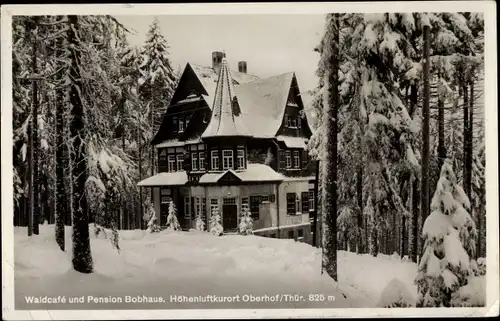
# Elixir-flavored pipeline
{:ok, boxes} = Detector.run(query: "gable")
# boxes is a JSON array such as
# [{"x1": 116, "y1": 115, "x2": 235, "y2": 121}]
[
  {"x1": 217, "y1": 171, "x2": 242, "y2": 185},
  {"x1": 169, "y1": 64, "x2": 210, "y2": 106}
]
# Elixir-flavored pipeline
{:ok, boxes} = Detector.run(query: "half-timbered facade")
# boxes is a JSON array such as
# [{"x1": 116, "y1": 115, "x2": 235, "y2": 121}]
[{"x1": 138, "y1": 51, "x2": 316, "y2": 243}]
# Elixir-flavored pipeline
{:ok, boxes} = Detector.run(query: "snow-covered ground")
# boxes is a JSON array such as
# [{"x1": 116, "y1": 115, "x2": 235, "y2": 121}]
[{"x1": 15, "y1": 224, "x2": 420, "y2": 310}]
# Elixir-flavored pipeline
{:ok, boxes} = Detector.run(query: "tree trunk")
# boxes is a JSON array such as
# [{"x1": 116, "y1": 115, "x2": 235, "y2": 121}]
[
  {"x1": 409, "y1": 177, "x2": 419, "y2": 262},
  {"x1": 32, "y1": 17, "x2": 40, "y2": 235},
  {"x1": 138, "y1": 128, "x2": 144, "y2": 230},
  {"x1": 419, "y1": 25, "x2": 431, "y2": 260},
  {"x1": 55, "y1": 32, "x2": 66, "y2": 251},
  {"x1": 437, "y1": 96, "x2": 446, "y2": 173},
  {"x1": 462, "y1": 81, "x2": 469, "y2": 194},
  {"x1": 321, "y1": 13, "x2": 339, "y2": 281},
  {"x1": 466, "y1": 79, "x2": 474, "y2": 200},
  {"x1": 68, "y1": 15, "x2": 93, "y2": 273},
  {"x1": 370, "y1": 212, "x2": 378, "y2": 257},
  {"x1": 356, "y1": 165, "x2": 364, "y2": 254}
]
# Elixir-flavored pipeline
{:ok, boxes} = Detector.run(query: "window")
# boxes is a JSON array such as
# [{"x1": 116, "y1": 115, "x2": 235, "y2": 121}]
[
  {"x1": 250, "y1": 196, "x2": 260, "y2": 220},
  {"x1": 298, "y1": 229, "x2": 304, "y2": 238},
  {"x1": 288, "y1": 230, "x2": 294, "y2": 239},
  {"x1": 199, "y1": 152, "x2": 205, "y2": 170},
  {"x1": 159, "y1": 149, "x2": 167, "y2": 161},
  {"x1": 211, "y1": 150, "x2": 219, "y2": 170},
  {"x1": 285, "y1": 114, "x2": 290, "y2": 127},
  {"x1": 269, "y1": 194, "x2": 276, "y2": 203},
  {"x1": 186, "y1": 116, "x2": 191, "y2": 127},
  {"x1": 285, "y1": 151, "x2": 292, "y2": 169},
  {"x1": 241, "y1": 197, "x2": 249, "y2": 211},
  {"x1": 290, "y1": 118, "x2": 297, "y2": 128},
  {"x1": 286, "y1": 193, "x2": 296, "y2": 215},
  {"x1": 293, "y1": 151, "x2": 300, "y2": 169},
  {"x1": 191, "y1": 153, "x2": 198, "y2": 171},
  {"x1": 168, "y1": 155, "x2": 176, "y2": 172},
  {"x1": 223, "y1": 197, "x2": 236, "y2": 205},
  {"x1": 179, "y1": 119, "x2": 185, "y2": 132},
  {"x1": 237, "y1": 149, "x2": 245, "y2": 169},
  {"x1": 297, "y1": 117, "x2": 302, "y2": 128},
  {"x1": 301, "y1": 192, "x2": 310, "y2": 213},
  {"x1": 161, "y1": 188, "x2": 171, "y2": 204},
  {"x1": 210, "y1": 199, "x2": 219, "y2": 215},
  {"x1": 184, "y1": 196, "x2": 191, "y2": 219},
  {"x1": 176, "y1": 154, "x2": 184, "y2": 171},
  {"x1": 309, "y1": 189, "x2": 315, "y2": 211},
  {"x1": 194, "y1": 197, "x2": 202, "y2": 219},
  {"x1": 222, "y1": 150, "x2": 234, "y2": 170},
  {"x1": 202, "y1": 198, "x2": 206, "y2": 218},
  {"x1": 172, "y1": 117, "x2": 178, "y2": 130}
]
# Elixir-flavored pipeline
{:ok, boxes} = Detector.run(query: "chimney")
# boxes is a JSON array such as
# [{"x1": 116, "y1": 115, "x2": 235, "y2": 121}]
[
  {"x1": 238, "y1": 61, "x2": 247, "y2": 73},
  {"x1": 212, "y1": 51, "x2": 224, "y2": 75}
]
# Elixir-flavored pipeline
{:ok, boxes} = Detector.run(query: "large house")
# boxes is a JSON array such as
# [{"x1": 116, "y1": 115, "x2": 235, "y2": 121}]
[{"x1": 138, "y1": 51, "x2": 317, "y2": 243}]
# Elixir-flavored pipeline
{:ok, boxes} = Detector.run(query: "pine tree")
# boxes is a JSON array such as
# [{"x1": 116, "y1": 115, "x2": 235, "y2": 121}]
[
  {"x1": 145, "y1": 198, "x2": 160, "y2": 233},
  {"x1": 139, "y1": 18, "x2": 177, "y2": 179},
  {"x1": 415, "y1": 159, "x2": 477, "y2": 307},
  {"x1": 238, "y1": 206, "x2": 254, "y2": 235},
  {"x1": 195, "y1": 213, "x2": 206, "y2": 231},
  {"x1": 166, "y1": 201, "x2": 180, "y2": 231},
  {"x1": 210, "y1": 207, "x2": 223, "y2": 236}
]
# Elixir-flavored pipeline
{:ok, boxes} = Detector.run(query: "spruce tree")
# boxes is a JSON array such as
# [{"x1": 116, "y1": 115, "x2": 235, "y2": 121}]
[
  {"x1": 238, "y1": 206, "x2": 254, "y2": 235},
  {"x1": 210, "y1": 207, "x2": 223, "y2": 236},
  {"x1": 166, "y1": 201, "x2": 180, "y2": 231},
  {"x1": 415, "y1": 159, "x2": 477, "y2": 307}
]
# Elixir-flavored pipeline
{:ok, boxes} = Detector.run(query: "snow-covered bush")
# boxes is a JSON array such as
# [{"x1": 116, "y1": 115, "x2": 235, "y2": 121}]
[
  {"x1": 210, "y1": 207, "x2": 223, "y2": 236},
  {"x1": 195, "y1": 214, "x2": 205, "y2": 231},
  {"x1": 166, "y1": 201, "x2": 180, "y2": 231},
  {"x1": 378, "y1": 278, "x2": 414, "y2": 308},
  {"x1": 415, "y1": 159, "x2": 478, "y2": 307},
  {"x1": 145, "y1": 200, "x2": 160, "y2": 233},
  {"x1": 475, "y1": 258, "x2": 486, "y2": 276},
  {"x1": 450, "y1": 275, "x2": 486, "y2": 307},
  {"x1": 238, "y1": 206, "x2": 254, "y2": 235}
]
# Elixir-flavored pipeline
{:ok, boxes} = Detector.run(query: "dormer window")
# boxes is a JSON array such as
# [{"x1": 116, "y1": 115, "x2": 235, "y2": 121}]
[
  {"x1": 290, "y1": 118, "x2": 297, "y2": 128},
  {"x1": 237, "y1": 149, "x2": 245, "y2": 169},
  {"x1": 222, "y1": 150, "x2": 234, "y2": 170},
  {"x1": 176, "y1": 154, "x2": 184, "y2": 171},
  {"x1": 179, "y1": 119, "x2": 185, "y2": 132},
  {"x1": 285, "y1": 114, "x2": 290, "y2": 127},
  {"x1": 285, "y1": 151, "x2": 292, "y2": 169},
  {"x1": 293, "y1": 150, "x2": 300, "y2": 169}
]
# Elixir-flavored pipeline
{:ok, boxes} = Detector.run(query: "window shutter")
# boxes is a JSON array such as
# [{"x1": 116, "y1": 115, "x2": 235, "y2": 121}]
[
  {"x1": 204, "y1": 150, "x2": 208, "y2": 170},
  {"x1": 301, "y1": 150, "x2": 308, "y2": 168},
  {"x1": 278, "y1": 150, "x2": 286, "y2": 171}
]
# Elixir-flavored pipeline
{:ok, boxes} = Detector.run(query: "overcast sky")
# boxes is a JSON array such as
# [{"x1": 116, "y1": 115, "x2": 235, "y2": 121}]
[{"x1": 115, "y1": 15, "x2": 326, "y2": 92}]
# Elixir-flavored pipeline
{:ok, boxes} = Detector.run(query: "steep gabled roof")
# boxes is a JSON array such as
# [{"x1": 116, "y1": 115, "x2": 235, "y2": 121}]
[
  {"x1": 202, "y1": 58, "x2": 252, "y2": 138},
  {"x1": 189, "y1": 63, "x2": 259, "y2": 109},
  {"x1": 235, "y1": 72, "x2": 295, "y2": 138}
]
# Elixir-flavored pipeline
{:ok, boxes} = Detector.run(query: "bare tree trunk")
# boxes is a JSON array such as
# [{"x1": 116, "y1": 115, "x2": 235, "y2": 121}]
[
  {"x1": 437, "y1": 96, "x2": 446, "y2": 173},
  {"x1": 419, "y1": 25, "x2": 431, "y2": 261},
  {"x1": 32, "y1": 17, "x2": 40, "y2": 235},
  {"x1": 321, "y1": 13, "x2": 339, "y2": 281},
  {"x1": 68, "y1": 15, "x2": 93, "y2": 273}
]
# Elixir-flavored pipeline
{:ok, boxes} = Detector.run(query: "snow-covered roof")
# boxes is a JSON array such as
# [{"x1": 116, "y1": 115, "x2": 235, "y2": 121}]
[
  {"x1": 202, "y1": 58, "x2": 252, "y2": 139},
  {"x1": 189, "y1": 63, "x2": 259, "y2": 109},
  {"x1": 199, "y1": 163, "x2": 284, "y2": 184},
  {"x1": 137, "y1": 171, "x2": 188, "y2": 186},
  {"x1": 155, "y1": 138, "x2": 202, "y2": 148},
  {"x1": 276, "y1": 135, "x2": 309, "y2": 149},
  {"x1": 187, "y1": 61, "x2": 296, "y2": 138}
]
